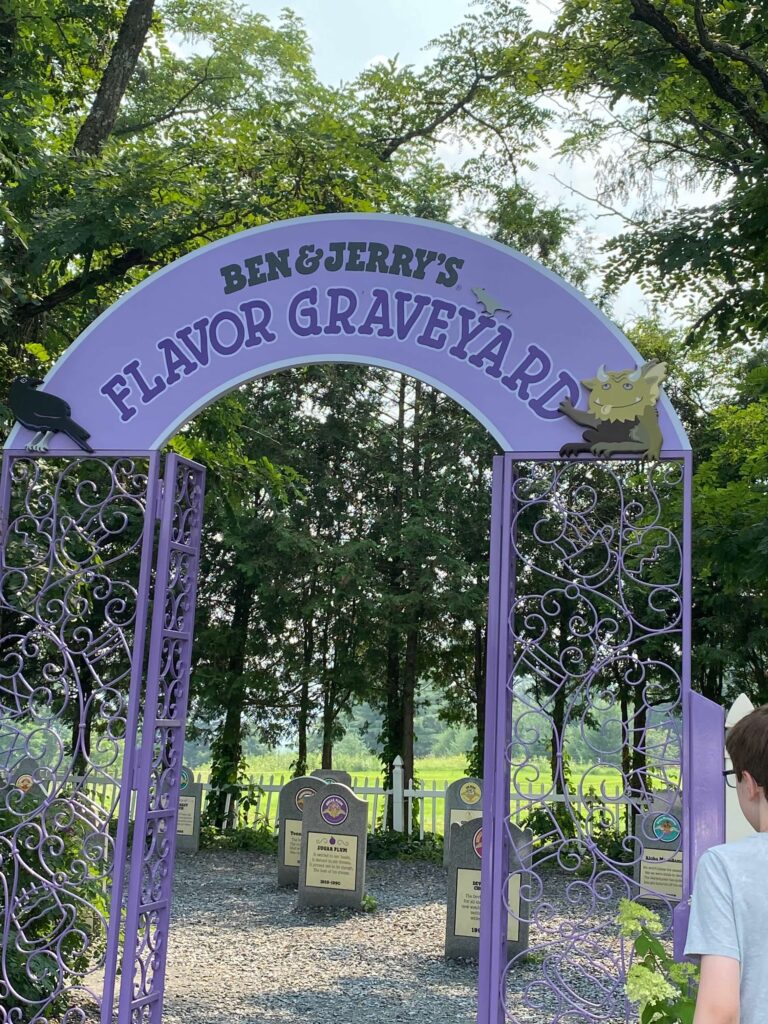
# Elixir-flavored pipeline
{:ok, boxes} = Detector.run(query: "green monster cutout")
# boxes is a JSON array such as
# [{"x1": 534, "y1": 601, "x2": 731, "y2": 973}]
[{"x1": 558, "y1": 359, "x2": 667, "y2": 460}]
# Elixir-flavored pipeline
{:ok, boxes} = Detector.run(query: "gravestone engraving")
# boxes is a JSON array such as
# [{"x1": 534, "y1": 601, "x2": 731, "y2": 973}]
[
  {"x1": 298, "y1": 784, "x2": 367, "y2": 909},
  {"x1": 443, "y1": 777, "x2": 483, "y2": 864},
  {"x1": 277, "y1": 776, "x2": 321, "y2": 887},
  {"x1": 310, "y1": 768, "x2": 353, "y2": 788},
  {"x1": 635, "y1": 788, "x2": 683, "y2": 902},
  {"x1": 445, "y1": 818, "x2": 533, "y2": 960},
  {"x1": 176, "y1": 765, "x2": 203, "y2": 853}
]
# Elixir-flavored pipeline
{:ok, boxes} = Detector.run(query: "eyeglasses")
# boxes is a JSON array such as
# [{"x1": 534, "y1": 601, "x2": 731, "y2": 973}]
[{"x1": 723, "y1": 769, "x2": 739, "y2": 789}]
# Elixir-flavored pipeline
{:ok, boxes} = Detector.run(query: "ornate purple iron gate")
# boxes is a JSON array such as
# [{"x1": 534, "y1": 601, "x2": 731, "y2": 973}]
[
  {"x1": 2, "y1": 213, "x2": 723, "y2": 1024},
  {"x1": 0, "y1": 452, "x2": 204, "y2": 1024},
  {"x1": 479, "y1": 453, "x2": 696, "y2": 1024}
]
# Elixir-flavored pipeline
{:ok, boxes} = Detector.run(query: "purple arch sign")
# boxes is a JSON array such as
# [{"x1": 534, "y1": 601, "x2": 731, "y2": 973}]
[{"x1": 5, "y1": 213, "x2": 689, "y2": 454}]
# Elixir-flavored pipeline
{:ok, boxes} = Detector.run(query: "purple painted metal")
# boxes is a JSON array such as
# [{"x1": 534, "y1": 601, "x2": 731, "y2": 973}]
[
  {"x1": 102, "y1": 450, "x2": 162, "y2": 1022},
  {"x1": 117, "y1": 454, "x2": 205, "y2": 1024},
  {"x1": 489, "y1": 456, "x2": 689, "y2": 1022},
  {"x1": 0, "y1": 453, "x2": 155, "y2": 1023},
  {"x1": 673, "y1": 692, "x2": 725, "y2": 960},
  {"x1": 478, "y1": 455, "x2": 511, "y2": 1024}
]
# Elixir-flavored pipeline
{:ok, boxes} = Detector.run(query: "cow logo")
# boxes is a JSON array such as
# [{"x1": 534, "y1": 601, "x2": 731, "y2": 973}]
[
  {"x1": 321, "y1": 795, "x2": 349, "y2": 826},
  {"x1": 652, "y1": 813, "x2": 681, "y2": 844},
  {"x1": 473, "y1": 827, "x2": 483, "y2": 860},
  {"x1": 296, "y1": 787, "x2": 316, "y2": 813},
  {"x1": 460, "y1": 782, "x2": 481, "y2": 806},
  {"x1": 559, "y1": 360, "x2": 667, "y2": 460}
]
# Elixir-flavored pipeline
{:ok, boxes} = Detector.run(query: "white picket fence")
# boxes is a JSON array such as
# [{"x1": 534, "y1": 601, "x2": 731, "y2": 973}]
[{"x1": 61, "y1": 755, "x2": 628, "y2": 838}]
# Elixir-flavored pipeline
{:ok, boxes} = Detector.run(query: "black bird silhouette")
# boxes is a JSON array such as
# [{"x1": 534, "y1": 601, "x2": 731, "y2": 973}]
[{"x1": 8, "y1": 376, "x2": 94, "y2": 453}]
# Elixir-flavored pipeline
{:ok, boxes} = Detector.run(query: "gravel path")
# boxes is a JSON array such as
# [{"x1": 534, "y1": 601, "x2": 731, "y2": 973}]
[
  {"x1": 163, "y1": 851, "x2": 477, "y2": 1024},
  {"x1": 161, "y1": 851, "x2": 637, "y2": 1024}
]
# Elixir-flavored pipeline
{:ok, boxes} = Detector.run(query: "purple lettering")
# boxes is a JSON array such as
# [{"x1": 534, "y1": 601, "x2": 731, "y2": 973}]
[
  {"x1": 240, "y1": 299, "x2": 276, "y2": 346},
  {"x1": 501, "y1": 344, "x2": 552, "y2": 399},
  {"x1": 158, "y1": 337, "x2": 196, "y2": 385},
  {"x1": 416, "y1": 299, "x2": 457, "y2": 350},
  {"x1": 123, "y1": 359, "x2": 166, "y2": 404},
  {"x1": 467, "y1": 326, "x2": 513, "y2": 378},
  {"x1": 448, "y1": 308, "x2": 495, "y2": 361},
  {"x1": 100, "y1": 374, "x2": 137, "y2": 422},
  {"x1": 393, "y1": 291, "x2": 431, "y2": 339},
  {"x1": 288, "y1": 288, "x2": 321, "y2": 336},
  {"x1": 209, "y1": 310, "x2": 246, "y2": 356},
  {"x1": 358, "y1": 289, "x2": 394, "y2": 337},
  {"x1": 325, "y1": 288, "x2": 357, "y2": 335},
  {"x1": 529, "y1": 371, "x2": 580, "y2": 419}
]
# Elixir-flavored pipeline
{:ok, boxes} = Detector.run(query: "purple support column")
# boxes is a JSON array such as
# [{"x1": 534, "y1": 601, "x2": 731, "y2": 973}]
[
  {"x1": 101, "y1": 452, "x2": 162, "y2": 1023},
  {"x1": 478, "y1": 454, "x2": 513, "y2": 1024},
  {"x1": 673, "y1": 451, "x2": 725, "y2": 959}
]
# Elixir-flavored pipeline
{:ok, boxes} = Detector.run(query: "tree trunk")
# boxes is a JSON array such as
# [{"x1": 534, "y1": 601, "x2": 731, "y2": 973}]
[
  {"x1": 73, "y1": 0, "x2": 156, "y2": 156},
  {"x1": 402, "y1": 627, "x2": 418, "y2": 788},
  {"x1": 208, "y1": 574, "x2": 254, "y2": 827}
]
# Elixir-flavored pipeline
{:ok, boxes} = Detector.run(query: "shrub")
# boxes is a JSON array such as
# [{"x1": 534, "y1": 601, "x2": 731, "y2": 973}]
[
  {"x1": 200, "y1": 816, "x2": 277, "y2": 853},
  {"x1": 618, "y1": 899, "x2": 698, "y2": 1023},
  {"x1": 366, "y1": 829, "x2": 443, "y2": 863}
]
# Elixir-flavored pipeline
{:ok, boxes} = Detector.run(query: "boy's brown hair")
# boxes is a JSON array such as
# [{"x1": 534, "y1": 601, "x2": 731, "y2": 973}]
[{"x1": 726, "y1": 704, "x2": 768, "y2": 792}]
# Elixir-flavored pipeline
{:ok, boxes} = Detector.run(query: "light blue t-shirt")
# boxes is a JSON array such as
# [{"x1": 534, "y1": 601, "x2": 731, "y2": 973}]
[{"x1": 684, "y1": 833, "x2": 768, "y2": 1024}]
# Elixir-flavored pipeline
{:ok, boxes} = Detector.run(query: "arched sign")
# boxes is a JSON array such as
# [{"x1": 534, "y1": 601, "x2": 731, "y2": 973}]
[{"x1": 5, "y1": 214, "x2": 689, "y2": 454}]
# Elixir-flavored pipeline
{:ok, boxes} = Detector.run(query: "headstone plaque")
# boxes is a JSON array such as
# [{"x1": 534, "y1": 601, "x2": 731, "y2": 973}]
[
  {"x1": 175, "y1": 765, "x2": 203, "y2": 853},
  {"x1": 445, "y1": 817, "x2": 533, "y2": 960},
  {"x1": 635, "y1": 788, "x2": 683, "y2": 902},
  {"x1": 277, "y1": 776, "x2": 321, "y2": 887},
  {"x1": 298, "y1": 784, "x2": 367, "y2": 909},
  {"x1": 443, "y1": 777, "x2": 483, "y2": 864},
  {"x1": 310, "y1": 768, "x2": 353, "y2": 788}
]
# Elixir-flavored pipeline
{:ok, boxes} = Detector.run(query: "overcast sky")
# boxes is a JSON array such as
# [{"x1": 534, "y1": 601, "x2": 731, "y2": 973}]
[{"x1": 240, "y1": 1, "x2": 696, "y2": 324}]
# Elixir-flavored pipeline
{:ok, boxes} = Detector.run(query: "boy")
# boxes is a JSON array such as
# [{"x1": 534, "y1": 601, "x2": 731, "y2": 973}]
[{"x1": 684, "y1": 704, "x2": 768, "y2": 1024}]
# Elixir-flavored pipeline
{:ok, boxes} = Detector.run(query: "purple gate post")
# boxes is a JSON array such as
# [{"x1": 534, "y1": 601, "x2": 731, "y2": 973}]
[
  {"x1": 478, "y1": 455, "x2": 511, "y2": 1024},
  {"x1": 117, "y1": 454, "x2": 205, "y2": 1024}
]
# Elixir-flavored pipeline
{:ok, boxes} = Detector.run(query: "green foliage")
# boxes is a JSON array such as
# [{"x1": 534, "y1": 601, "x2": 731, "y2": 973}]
[
  {"x1": 618, "y1": 900, "x2": 698, "y2": 1023},
  {"x1": 200, "y1": 820, "x2": 277, "y2": 853},
  {"x1": 0, "y1": 791, "x2": 109, "y2": 1014},
  {"x1": 360, "y1": 892, "x2": 378, "y2": 913},
  {"x1": 539, "y1": 0, "x2": 768, "y2": 349},
  {"x1": 366, "y1": 829, "x2": 444, "y2": 864}
]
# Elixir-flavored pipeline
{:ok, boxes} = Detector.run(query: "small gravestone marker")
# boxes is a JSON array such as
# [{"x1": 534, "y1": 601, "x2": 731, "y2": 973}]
[
  {"x1": 310, "y1": 768, "x2": 353, "y2": 788},
  {"x1": 277, "y1": 776, "x2": 322, "y2": 887},
  {"x1": 298, "y1": 784, "x2": 367, "y2": 909},
  {"x1": 443, "y1": 777, "x2": 483, "y2": 864},
  {"x1": 635, "y1": 788, "x2": 683, "y2": 902},
  {"x1": 176, "y1": 766, "x2": 203, "y2": 853},
  {"x1": 0, "y1": 756, "x2": 46, "y2": 808},
  {"x1": 445, "y1": 818, "x2": 533, "y2": 960}
]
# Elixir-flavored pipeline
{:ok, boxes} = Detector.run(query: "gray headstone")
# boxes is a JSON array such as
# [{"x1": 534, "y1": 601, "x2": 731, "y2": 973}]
[
  {"x1": 0, "y1": 756, "x2": 46, "y2": 808},
  {"x1": 635, "y1": 788, "x2": 683, "y2": 902},
  {"x1": 443, "y1": 777, "x2": 483, "y2": 864},
  {"x1": 277, "y1": 776, "x2": 322, "y2": 887},
  {"x1": 298, "y1": 783, "x2": 367, "y2": 909},
  {"x1": 310, "y1": 769, "x2": 353, "y2": 788},
  {"x1": 175, "y1": 765, "x2": 203, "y2": 853},
  {"x1": 445, "y1": 818, "x2": 533, "y2": 960}
]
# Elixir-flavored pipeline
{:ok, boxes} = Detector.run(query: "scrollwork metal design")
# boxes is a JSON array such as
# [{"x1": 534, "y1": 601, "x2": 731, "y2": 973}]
[
  {"x1": 0, "y1": 455, "x2": 153, "y2": 1024},
  {"x1": 502, "y1": 459, "x2": 685, "y2": 1023}
]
